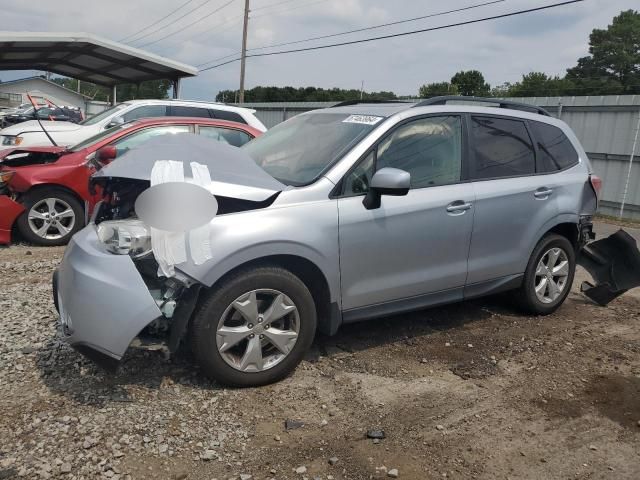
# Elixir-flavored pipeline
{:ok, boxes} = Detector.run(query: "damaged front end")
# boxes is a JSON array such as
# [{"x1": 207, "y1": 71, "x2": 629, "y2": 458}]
[
  {"x1": 578, "y1": 229, "x2": 640, "y2": 306},
  {"x1": 55, "y1": 134, "x2": 285, "y2": 370}
]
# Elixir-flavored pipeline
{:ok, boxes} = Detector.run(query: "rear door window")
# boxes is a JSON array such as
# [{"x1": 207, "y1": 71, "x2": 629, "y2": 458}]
[
  {"x1": 470, "y1": 116, "x2": 535, "y2": 180},
  {"x1": 529, "y1": 121, "x2": 579, "y2": 172},
  {"x1": 170, "y1": 105, "x2": 211, "y2": 118},
  {"x1": 199, "y1": 126, "x2": 252, "y2": 147},
  {"x1": 123, "y1": 105, "x2": 167, "y2": 122}
]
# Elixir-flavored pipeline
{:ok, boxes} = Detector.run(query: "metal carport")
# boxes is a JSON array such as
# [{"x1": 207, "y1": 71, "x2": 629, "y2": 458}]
[{"x1": 0, "y1": 32, "x2": 197, "y2": 104}]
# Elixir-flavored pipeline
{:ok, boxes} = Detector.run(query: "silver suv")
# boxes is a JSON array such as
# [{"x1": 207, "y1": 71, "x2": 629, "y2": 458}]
[{"x1": 54, "y1": 97, "x2": 600, "y2": 387}]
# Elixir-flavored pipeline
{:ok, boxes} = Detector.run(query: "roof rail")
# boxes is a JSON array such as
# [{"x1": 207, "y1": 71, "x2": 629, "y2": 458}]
[
  {"x1": 413, "y1": 96, "x2": 551, "y2": 117},
  {"x1": 331, "y1": 99, "x2": 414, "y2": 108}
]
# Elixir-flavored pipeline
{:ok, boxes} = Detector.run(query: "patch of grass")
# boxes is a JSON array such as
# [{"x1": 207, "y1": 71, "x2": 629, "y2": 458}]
[{"x1": 595, "y1": 213, "x2": 640, "y2": 229}]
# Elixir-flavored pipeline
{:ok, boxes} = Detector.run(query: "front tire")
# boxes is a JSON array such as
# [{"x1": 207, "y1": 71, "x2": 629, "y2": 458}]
[
  {"x1": 16, "y1": 188, "x2": 84, "y2": 246},
  {"x1": 190, "y1": 267, "x2": 317, "y2": 387},
  {"x1": 516, "y1": 233, "x2": 576, "y2": 315}
]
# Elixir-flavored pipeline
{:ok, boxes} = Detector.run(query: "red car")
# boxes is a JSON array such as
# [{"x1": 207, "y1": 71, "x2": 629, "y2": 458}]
[{"x1": 0, "y1": 117, "x2": 262, "y2": 246}]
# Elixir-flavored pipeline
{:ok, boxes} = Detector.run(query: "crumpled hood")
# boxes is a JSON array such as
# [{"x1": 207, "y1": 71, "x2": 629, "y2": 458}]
[
  {"x1": 0, "y1": 120, "x2": 83, "y2": 135},
  {"x1": 0, "y1": 145, "x2": 67, "y2": 160},
  {"x1": 93, "y1": 133, "x2": 286, "y2": 202}
]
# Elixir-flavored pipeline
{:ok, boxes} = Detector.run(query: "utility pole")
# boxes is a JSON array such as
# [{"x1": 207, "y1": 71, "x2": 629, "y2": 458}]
[{"x1": 239, "y1": 0, "x2": 250, "y2": 104}]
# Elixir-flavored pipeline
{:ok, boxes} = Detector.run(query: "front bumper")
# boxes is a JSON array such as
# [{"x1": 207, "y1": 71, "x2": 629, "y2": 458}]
[
  {"x1": 0, "y1": 194, "x2": 25, "y2": 244},
  {"x1": 53, "y1": 225, "x2": 162, "y2": 366}
]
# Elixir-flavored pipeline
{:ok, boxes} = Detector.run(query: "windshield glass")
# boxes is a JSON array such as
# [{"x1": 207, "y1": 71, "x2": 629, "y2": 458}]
[
  {"x1": 15, "y1": 106, "x2": 34, "y2": 115},
  {"x1": 69, "y1": 123, "x2": 133, "y2": 152},
  {"x1": 242, "y1": 112, "x2": 380, "y2": 186},
  {"x1": 80, "y1": 104, "x2": 128, "y2": 126}
]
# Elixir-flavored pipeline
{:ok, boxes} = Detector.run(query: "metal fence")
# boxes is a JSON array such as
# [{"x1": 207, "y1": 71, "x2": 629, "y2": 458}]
[{"x1": 239, "y1": 96, "x2": 640, "y2": 220}]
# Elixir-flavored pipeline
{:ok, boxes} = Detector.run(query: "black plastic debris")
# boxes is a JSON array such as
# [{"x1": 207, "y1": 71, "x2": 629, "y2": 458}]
[
  {"x1": 366, "y1": 429, "x2": 386, "y2": 439},
  {"x1": 285, "y1": 419, "x2": 304, "y2": 430},
  {"x1": 577, "y1": 229, "x2": 640, "y2": 306}
]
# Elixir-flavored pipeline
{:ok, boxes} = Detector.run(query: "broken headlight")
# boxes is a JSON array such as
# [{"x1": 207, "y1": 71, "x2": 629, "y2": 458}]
[{"x1": 96, "y1": 219, "x2": 152, "y2": 258}]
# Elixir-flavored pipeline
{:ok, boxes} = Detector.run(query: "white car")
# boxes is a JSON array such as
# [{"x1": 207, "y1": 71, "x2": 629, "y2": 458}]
[{"x1": 0, "y1": 99, "x2": 266, "y2": 150}]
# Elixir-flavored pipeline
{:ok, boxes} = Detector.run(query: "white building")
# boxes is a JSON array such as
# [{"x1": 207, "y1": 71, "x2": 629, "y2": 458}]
[{"x1": 0, "y1": 76, "x2": 90, "y2": 112}]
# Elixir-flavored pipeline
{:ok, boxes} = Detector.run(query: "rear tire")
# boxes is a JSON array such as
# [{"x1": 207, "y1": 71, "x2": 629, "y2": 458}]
[
  {"x1": 515, "y1": 233, "x2": 575, "y2": 315},
  {"x1": 190, "y1": 266, "x2": 317, "y2": 387},
  {"x1": 16, "y1": 188, "x2": 84, "y2": 246}
]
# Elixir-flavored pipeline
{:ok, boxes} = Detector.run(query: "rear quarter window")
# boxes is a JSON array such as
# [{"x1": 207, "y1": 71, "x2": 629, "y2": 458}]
[
  {"x1": 529, "y1": 121, "x2": 579, "y2": 172},
  {"x1": 210, "y1": 109, "x2": 247, "y2": 124}
]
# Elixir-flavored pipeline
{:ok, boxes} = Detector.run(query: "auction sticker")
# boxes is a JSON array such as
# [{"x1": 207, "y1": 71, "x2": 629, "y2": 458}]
[{"x1": 342, "y1": 115, "x2": 384, "y2": 125}]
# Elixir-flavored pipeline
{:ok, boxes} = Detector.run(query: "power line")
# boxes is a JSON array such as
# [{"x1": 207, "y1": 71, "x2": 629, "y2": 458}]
[
  {"x1": 137, "y1": 0, "x2": 237, "y2": 47},
  {"x1": 251, "y1": 0, "x2": 300, "y2": 11},
  {"x1": 128, "y1": 0, "x2": 215, "y2": 45},
  {"x1": 199, "y1": 0, "x2": 506, "y2": 67},
  {"x1": 200, "y1": 0, "x2": 586, "y2": 72},
  {"x1": 179, "y1": 14, "x2": 244, "y2": 45},
  {"x1": 118, "y1": 0, "x2": 198, "y2": 42},
  {"x1": 249, "y1": 0, "x2": 329, "y2": 19}
]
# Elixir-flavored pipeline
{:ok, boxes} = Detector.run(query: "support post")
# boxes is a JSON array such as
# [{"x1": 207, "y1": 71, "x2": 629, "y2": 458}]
[
  {"x1": 111, "y1": 85, "x2": 117, "y2": 106},
  {"x1": 239, "y1": 0, "x2": 250, "y2": 104},
  {"x1": 619, "y1": 108, "x2": 640, "y2": 220},
  {"x1": 173, "y1": 79, "x2": 181, "y2": 99}
]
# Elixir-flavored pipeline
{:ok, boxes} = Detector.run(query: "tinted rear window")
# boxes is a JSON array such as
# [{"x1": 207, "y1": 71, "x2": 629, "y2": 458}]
[
  {"x1": 529, "y1": 121, "x2": 579, "y2": 172},
  {"x1": 211, "y1": 109, "x2": 247, "y2": 124},
  {"x1": 170, "y1": 106, "x2": 210, "y2": 118},
  {"x1": 470, "y1": 116, "x2": 535, "y2": 180}
]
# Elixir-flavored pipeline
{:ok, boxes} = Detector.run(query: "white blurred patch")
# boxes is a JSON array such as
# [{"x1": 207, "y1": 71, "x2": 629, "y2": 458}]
[
  {"x1": 149, "y1": 160, "x2": 187, "y2": 277},
  {"x1": 143, "y1": 160, "x2": 219, "y2": 276},
  {"x1": 188, "y1": 162, "x2": 215, "y2": 266}
]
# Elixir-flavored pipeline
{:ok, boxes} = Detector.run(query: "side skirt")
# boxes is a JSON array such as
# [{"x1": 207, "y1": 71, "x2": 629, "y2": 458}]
[{"x1": 340, "y1": 274, "x2": 523, "y2": 326}]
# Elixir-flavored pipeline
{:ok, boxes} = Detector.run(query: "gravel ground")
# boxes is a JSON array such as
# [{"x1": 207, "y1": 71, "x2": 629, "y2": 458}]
[{"x1": 1, "y1": 222, "x2": 639, "y2": 480}]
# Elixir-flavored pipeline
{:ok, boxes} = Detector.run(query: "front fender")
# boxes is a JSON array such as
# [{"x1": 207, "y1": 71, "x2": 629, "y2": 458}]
[{"x1": 176, "y1": 200, "x2": 341, "y2": 305}]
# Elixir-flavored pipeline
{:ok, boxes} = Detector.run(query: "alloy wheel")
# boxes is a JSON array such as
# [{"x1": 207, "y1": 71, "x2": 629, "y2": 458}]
[
  {"x1": 27, "y1": 197, "x2": 76, "y2": 240},
  {"x1": 216, "y1": 289, "x2": 300, "y2": 372},
  {"x1": 534, "y1": 247, "x2": 570, "y2": 304}
]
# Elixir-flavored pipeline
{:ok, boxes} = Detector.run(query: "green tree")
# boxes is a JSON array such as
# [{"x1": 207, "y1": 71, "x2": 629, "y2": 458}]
[
  {"x1": 566, "y1": 9, "x2": 639, "y2": 94},
  {"x1": 450, "y1": 70, "x2": 490, "y2": 96},
  {"x1": 215, "y1": 86, "x2": 398, "y2": 103},
  {"x1": 51, "y1": 77, "x2": 172, "y2": 102},
  {"x1": 507, "y1": 72, "x2": 575, "y2": 97},
  {"x1": 490, "y1": 82, "x2": 513, "y2": 97},
  {"x1": 418, "y1": 82, "x2": 458, "y2": 98}
]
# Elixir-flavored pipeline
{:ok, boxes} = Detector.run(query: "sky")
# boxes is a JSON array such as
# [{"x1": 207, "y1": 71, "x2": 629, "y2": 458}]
[{"x1": 1, "y1": 0, "x2": 637, "y2": 100}]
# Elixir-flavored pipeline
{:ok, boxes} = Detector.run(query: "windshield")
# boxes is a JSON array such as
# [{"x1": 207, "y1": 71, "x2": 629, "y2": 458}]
[
  {"x1": 242, "y1": 112, "x2": 380, "y2": 186},
  {"x1": 69, "y1": 123, "x2": 133, "y2": 152},
  {"x1": 80, "y1": 104, "x2": 128, "y2": 126},
  {"x1": 14, "y1": 106, "x2": 34, "y2": 115}
]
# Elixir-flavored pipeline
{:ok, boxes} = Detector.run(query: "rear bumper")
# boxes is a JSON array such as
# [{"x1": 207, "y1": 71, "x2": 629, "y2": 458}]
[
  {"x1": 0, "y1": 194, "x2": 25, "y2": 244},
  {"x1": 54, "y1": 225, "x2": 162, "y2": 365},
  {"x1": 578, "y1": 229, "x2": 640, "y2": 305}
]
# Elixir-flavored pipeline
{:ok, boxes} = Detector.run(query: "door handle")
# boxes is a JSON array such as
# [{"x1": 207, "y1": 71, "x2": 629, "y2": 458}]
[
  {"x1": 534, "y1": 188, "x2": 553, "y2": 199},
  {"x1": 446, "y1": 201, "x2": 473, "y2": 214}
]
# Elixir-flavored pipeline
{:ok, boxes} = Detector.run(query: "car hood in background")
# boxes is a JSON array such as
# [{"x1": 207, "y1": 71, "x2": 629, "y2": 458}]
[
  {"x1": 0, "y1": 120, "x2": 84, "y2": 134},
  {"x1": 93, "y1": 133, "x2": 286, "y2": 202}
]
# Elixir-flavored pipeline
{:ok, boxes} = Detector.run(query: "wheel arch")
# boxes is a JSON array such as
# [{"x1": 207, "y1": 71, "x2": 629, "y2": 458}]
[
  {"x1": 193, "y1": 254, "x2": 340, "y2": 337},
  {"x1": 21, "y1": 183, "x2": 86, "y2": 214},
  {"x1": 528, "y1": 215, "x2": 580, "y2": 259}
]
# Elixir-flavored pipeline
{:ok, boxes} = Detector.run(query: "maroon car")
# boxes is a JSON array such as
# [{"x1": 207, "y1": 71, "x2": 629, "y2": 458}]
[{"x1": 0, "y1": 117, "x2": 261, "y2": 246}]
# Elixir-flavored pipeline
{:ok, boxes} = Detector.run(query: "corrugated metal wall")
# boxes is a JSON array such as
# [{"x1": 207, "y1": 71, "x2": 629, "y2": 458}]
[{"x1": 239, "y1": 96, "x2": 640, "y2": 220}]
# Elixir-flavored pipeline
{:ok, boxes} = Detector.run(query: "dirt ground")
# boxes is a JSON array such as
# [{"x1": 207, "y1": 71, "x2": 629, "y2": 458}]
[{"x1": 1, "y1": 222, "x2": 639, "y2": 480}]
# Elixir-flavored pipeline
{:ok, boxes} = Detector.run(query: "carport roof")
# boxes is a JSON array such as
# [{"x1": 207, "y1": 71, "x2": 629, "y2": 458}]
[{"x1": 0, "y1": 32, "x2": 198, "y2": 87}]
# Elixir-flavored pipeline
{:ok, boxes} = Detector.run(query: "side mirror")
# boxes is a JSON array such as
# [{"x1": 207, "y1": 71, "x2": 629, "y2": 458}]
[
  {"x1": 105, "y1": 116, "x2": 124, "y2": 129},
  {"x1": 363, "y1": 167, "x2": 410, "y2": 210},
  {"x1": 97, "y1": 145, "x2": 117, "y2": 163}
]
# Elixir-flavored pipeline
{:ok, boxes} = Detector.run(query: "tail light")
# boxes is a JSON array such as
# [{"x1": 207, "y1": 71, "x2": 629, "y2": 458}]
[{"x1": 590, "y1": 174, "x2": 602, "y2": 199}]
